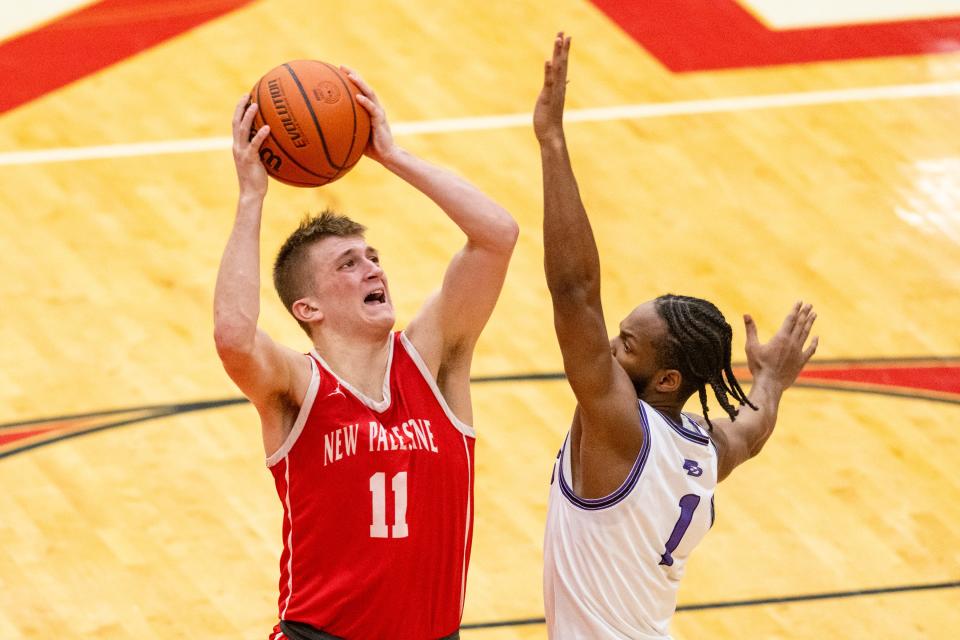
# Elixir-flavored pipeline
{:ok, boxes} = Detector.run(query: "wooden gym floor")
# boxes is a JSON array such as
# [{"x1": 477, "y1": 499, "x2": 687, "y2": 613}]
[{"x1": 1, "y1": 1, "x2": 959, "y2": 638}]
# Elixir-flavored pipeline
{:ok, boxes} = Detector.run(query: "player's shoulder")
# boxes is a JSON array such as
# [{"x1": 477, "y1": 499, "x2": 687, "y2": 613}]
[
  {"x1": 403, "y1": 314, "x2": 441, "y2": 361},
  {"x1": 684, "y1": 412, "x2": 709, "y2": 431},
  {"x1": 639, "y1": 405, "x2": 714, "y2": 451}
]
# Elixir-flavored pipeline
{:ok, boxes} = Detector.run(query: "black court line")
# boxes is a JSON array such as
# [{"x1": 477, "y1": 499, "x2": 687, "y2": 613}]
[
  {"x1": 3, "y1": 353, "x2": 957, "y2": 430},
  {"x1": 472, "y1": 372, "x2": 566, "y2": 383},
  {"x1": 2, "y1": 366, "x2": 958, "y2": 626},
  {"x1": 0, "y1": 398, "x2": 248, "y2": 429},
  {"x1": 0, "y1": 398, "x2": 247, "y2": 460},
  {"x1": 460, "y1": 580, "x2": 960, "y2": 630},
  {"x1": 675, "y1": 579, "x2": 960, "y2": 611},
  {"x1": 3, "y1": 360, "x2": 959, "y2": 460}
]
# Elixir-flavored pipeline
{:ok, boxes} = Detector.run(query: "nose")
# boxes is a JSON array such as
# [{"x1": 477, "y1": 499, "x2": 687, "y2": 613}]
[{"x1": 366, "y1": 258, "x2": 384, "y2": 278}]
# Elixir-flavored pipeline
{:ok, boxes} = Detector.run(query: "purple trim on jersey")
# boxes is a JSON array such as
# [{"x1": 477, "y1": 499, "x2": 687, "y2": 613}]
[
  {"x1": 683, "y1": 413, "x2": 706, "y2": 436},
  {"x1": 556, "y1": 403, "x2": 652, "y2": 511},
  {"x1": 647, "y1": 406, "x2": 708, "y2": 446},
  {"x1": 708, "y1": 435, "x2": 720, "y2": 461}
]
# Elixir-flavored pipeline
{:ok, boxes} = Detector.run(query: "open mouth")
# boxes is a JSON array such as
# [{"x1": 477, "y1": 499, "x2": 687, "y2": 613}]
[{"x1": 364, "y1": 289, "x2": 386, "y2": 305}]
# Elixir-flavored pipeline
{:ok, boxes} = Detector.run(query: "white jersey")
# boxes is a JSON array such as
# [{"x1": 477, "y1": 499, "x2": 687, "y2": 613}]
[{"x1": 543, "y1": 399, "x2": 718, "y2": 639}]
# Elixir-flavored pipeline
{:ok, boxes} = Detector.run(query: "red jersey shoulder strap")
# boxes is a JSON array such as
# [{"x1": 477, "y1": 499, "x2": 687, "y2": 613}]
[
  {"x1": 265, "y1": 354, "x2": 320, "y2": 467},
  {"x1": 396, "y1": 331, "x2": 476, "y2": 439}
]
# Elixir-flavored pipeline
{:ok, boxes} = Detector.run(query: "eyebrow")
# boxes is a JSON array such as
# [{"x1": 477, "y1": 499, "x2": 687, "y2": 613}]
[
  {"x1": 334, "y1": 246, "x2": 378, "y2": 262},
  {"x1": 335, "y1": 247, "x2": 359, "y2": 262},
  {"x1": 620, "y1": 327, "x2": 637, "y2": 342}
]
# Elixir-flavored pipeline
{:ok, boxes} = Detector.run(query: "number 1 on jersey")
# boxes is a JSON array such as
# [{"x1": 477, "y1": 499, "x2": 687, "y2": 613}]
[
  {"x1": 659, "y1": 493, "x2": 700, "y2": 567},
  {"x1": 369, "y1": 472, "x2": 409, "y2": 538}
]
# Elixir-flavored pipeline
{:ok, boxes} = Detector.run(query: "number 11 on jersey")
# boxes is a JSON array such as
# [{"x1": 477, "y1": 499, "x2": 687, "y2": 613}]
[{"x1": 369, "y1": 472, "x2": 409, "y2": 538}]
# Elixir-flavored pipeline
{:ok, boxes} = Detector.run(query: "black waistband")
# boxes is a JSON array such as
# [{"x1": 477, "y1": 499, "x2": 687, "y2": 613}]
[{"x1": 280, "y1": 620, "x2": 460, "y2": 640}]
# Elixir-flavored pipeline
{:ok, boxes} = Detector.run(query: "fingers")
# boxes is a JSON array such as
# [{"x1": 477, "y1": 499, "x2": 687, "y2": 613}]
[
  {"x1": 343, "y1": 68, "x2": 388, "y2": 126},
  {"x1": 779, "y1": 300, "x2": 802, "y2": 334},
  {"x1": 558, "y1": 33, "x2": 570, "y2": 70},
  {"x1": 355, "y1": 93, "x2": 382, "y2": 121},
  {"x1": 551, "y1": 32, "x2": 570, "y2": 82},
  {"x1": 743, "y1": 313, "x2": 759, "y2": 347},
  {"x1": 543, "y1": 32, "x2": 571, "y2": 86},
  {"x1": 240, "y1": 101, "x2": 258, "y2": 136},
  {"x1": 249, "y1": 124, "x2": 270, "y2": 151},
  {"x1": 802, "y1": 335, "x2": 819, "y2": 363},
  {"x1": 232, "y1": 94, "x2": 249, "y2": 131},
  {"x1": 535, "y1": 32, "x2": 572, "y2": 140},
  {"x1": 233, "y1": 99, "x2": 259, "y2": 147},
  {"x1": 796, "y1": 305, "x2": 817, "y2": 344},
  {"x1": 343, "y1": 66, "x2": 378, "y2": 103},
  {"x1": 791, "y1": 303, "x2": 815, "y2": 343}
]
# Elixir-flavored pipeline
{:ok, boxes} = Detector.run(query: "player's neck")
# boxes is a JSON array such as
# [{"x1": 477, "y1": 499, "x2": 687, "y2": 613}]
[
  {"x1": 643, "y1": 395, "x2": 685, "y2": 426},
  {"x1": 313, "y1": 331, "x2": 393, "y2": 401}
]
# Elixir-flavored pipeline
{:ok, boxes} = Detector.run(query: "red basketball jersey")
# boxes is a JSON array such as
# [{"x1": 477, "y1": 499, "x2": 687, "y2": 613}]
[{"x1": 267, "y1": 332, "x2": 475, "y2": 640}]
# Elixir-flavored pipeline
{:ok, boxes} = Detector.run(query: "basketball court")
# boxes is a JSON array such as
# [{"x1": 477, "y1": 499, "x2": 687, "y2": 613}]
[{"x1": 1, "y1": 1, "x2": 959, "y2": 638}]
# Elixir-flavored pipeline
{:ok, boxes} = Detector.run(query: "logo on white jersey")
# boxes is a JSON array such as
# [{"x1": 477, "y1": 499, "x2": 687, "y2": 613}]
[{"x1": 682, "y1": 459, "x2": 703, "y2": 477}]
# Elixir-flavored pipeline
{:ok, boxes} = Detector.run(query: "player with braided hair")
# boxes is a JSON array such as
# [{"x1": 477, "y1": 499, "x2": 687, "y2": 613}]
[
  {"x1": 535, "y1": 34, "x2": 818, "y2": 639},
  {"x1": 654, "y1": 293, "x2": 756, "y2": 429}
]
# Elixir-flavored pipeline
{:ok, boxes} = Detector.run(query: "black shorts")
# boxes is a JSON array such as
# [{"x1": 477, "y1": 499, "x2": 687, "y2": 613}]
[{"x1": 280, "y1": 620, "x2": 460, "y2": 640}]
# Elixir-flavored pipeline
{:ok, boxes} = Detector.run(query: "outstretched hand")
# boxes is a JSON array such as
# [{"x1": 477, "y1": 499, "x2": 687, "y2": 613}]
[
  {"x1": 534, "y1": 32, "x2": 571, "y2": 145},
  {"x1": 342, "y1": 66, "x2": 399, "y2": 165},
  {"x1": 743, "y1": 302, "x2": 819, "y2": 391},
  {"x1": 231, "y1": 95, "x2": 270, "y2": 197}
]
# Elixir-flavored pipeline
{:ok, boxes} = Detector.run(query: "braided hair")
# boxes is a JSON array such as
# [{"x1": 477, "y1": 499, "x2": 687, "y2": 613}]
[{"x1": 653, "y1": 294, "x2": 756, "y2": 429}]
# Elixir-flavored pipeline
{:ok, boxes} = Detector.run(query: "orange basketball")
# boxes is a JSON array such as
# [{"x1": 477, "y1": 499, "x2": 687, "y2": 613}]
[{"x1": 249, "y1": 60, "x2": 371, "y2": 187}]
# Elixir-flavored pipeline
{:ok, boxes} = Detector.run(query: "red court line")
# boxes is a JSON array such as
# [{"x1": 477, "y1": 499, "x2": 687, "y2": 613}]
[
  {"x1": 0, "y1": 427, "x2": 54, "y2": 447},
  {"x1": 0, "y1": 361, "x2": 957, "y2": 459},
  {"x1": 0, "y1": 0, "x2": 254, "y2": 114},
  {"x1": 0, "y1": 416, "x2": 107, "y2": 448},
  {"x1": 800, "y1": 365, "x2": 960, "y2": 396},
  {"x1": 589, "y1": 0, "x2": 960, "y2": 71}
]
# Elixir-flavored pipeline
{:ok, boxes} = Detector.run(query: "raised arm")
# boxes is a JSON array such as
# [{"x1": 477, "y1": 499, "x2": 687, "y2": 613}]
[
  {"x1": 213, "y1": 97, "x2": 310, "y2": 451},
  {"x1": 535, "y1": 35, "x2": 639, "y2": 443},
  {"x1": 704, "y1": 302, "x2": 819, "y2": 481},
  {"x1": 343, "y1": 68, "x2": 519, "y2": 383}
]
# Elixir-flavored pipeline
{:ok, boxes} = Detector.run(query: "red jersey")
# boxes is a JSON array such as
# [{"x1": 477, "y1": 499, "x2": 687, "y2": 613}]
[{"x1": 266, "y1": 332, "x2": 475, "y2": 640}]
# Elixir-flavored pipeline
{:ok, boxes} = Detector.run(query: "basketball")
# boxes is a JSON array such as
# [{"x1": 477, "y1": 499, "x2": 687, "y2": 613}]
[{"x1": 249, "y1": 60, "x2": 371, "y2": 187}]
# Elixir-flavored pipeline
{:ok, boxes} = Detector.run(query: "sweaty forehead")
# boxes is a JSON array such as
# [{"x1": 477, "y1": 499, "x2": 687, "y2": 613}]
[
  {"x1": 623, "y1": 301, "x2": 668, "y2": 339},
  {"x1": 308, "y1": 235, "x2": 370, "y2": 263}
]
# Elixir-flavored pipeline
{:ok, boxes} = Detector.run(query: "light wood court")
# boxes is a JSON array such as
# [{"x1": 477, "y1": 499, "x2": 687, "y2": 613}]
[{"x1": 1, "y1": 0, "x2": 959, "y2": 638}]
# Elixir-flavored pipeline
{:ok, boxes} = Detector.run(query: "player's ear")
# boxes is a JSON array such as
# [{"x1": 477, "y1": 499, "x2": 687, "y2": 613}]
[
  {"x1": 292, "y1": 298, "x2": 323, "y2": 325},
  {"x1": 655, "y1": 369, "x2": 682, "y2": 393}
]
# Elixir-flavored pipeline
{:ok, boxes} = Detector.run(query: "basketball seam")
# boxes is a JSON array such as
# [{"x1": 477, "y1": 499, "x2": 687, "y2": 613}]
[
  {"x1": 319, "y1": 60, "x2": 363, "y2": 182},
  {"x1": 283, "y1": 62, "x2": 346, "y2": 171},
  {"x1": 255, "y1": 78, "x2": 336, "y2": 181},
  {"x1": 255, "y1": 79, "x2": 331, "y2": 182}
]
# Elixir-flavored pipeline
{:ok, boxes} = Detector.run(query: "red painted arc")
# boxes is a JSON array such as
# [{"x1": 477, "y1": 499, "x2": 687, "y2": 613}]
[
  {"x1": 0, "y1": 0, "x2": 255, "y2": 114},
  {"x1": 589, "y1": 0, "x2": 960, "y2": 71},
  {"x1": 799, "y1": 365, "x2": 960, "y2": 395},
  {"x1": 0, "y1": 427, "x2": 54, "y2": 447},
  {"x1": 0, "y1": 362, "x2": 958, "y2": 455},
  {"x1": 0, "y1": 415, "x2": 141, "y2": 449},
  {"x1": 732, "y1": 362, "x2": 960, "y2": 398}
]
